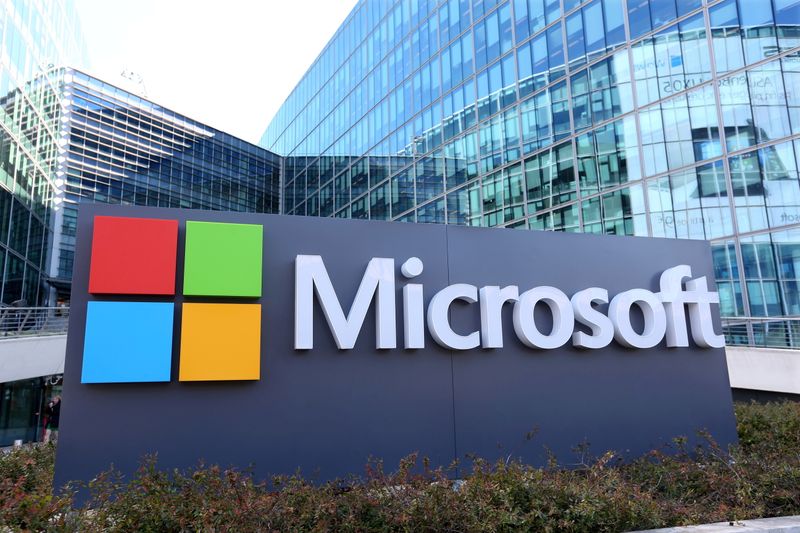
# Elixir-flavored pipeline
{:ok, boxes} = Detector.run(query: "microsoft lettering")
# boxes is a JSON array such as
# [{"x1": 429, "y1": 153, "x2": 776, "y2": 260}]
[{"x1": 295, "y1": 257, "x2": 723, "y2": 352}]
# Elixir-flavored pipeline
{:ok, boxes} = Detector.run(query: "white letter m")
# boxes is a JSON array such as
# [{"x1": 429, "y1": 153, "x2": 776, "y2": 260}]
[{"x1": 295, "y1": 255, "x2": 396, "y2": 350}]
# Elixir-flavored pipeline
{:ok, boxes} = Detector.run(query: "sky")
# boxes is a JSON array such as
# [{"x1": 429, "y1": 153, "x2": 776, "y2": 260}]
[{"x1": 73, "y1": 0, "x2": 358, "y2": 145}]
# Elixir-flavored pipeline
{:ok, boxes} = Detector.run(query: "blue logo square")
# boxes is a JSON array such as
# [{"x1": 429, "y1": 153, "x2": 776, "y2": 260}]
[{"x1": 81, "y1": 301, "x2": 174, "y2": 383}]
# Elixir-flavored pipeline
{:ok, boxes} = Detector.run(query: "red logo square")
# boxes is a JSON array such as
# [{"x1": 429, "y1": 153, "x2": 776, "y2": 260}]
[{"x1": 89, "y1": 216, "x2": 178, "y2": 295}]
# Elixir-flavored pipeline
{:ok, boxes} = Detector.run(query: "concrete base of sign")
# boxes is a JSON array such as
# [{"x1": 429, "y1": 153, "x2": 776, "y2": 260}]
[{"x1": 629, "y1": 515, "x2": 800, "y2": 533}]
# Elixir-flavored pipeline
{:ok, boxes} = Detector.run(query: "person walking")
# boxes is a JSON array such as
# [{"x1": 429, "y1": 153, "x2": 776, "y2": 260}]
[{"x1": 43, "y1": 396, "x2": 61, "y2": 444}]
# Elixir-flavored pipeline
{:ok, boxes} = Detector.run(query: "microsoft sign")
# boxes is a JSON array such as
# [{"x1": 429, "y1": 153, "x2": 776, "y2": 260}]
[{"x1": 55, "y1": 205, "x2": 737, "y2": 490}]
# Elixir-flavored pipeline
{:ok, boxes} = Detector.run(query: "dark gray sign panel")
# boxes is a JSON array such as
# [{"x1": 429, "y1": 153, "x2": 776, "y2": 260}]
[{"x1": 55, "y1": 204, "x2": 737, "y2": 488}]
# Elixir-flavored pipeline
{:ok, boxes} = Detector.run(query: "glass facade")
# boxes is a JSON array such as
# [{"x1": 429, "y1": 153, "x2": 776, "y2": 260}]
[
  {"x1": 0, "y1": 0, "x2": 86, "y2": 306},
  {"x1": 51, "y1": 70, "x2": 282, "y2": 300},
  {"x1": 262, "y1": 0, "x2": 800, "y2": 343}
]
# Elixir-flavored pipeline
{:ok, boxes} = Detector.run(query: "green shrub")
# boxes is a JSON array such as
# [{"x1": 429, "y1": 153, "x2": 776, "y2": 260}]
[
  {"x1": 0, "y1": 443, "x2": 75, "y2": 531},
  {"x1": 1, "y1": 401, "x2": 799, "y2": 532},
  {"x1": 736, "y1": 400, "x2": 800, "y2": 453}
]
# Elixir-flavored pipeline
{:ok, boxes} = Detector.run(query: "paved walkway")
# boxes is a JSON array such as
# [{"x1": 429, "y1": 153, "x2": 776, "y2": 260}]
[{"x1": 631, "y1": 515, "x2": 800, "y2": 533}]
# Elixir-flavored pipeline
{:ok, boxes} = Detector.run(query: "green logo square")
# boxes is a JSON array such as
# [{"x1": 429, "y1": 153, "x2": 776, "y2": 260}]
[{"x1": 183, "y1": 221, "x2": 263, "y2": 297}]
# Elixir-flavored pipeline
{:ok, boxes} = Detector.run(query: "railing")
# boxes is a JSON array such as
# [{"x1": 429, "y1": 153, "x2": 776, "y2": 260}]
[
  {"x1": 0, "y1": 307, "x2": 69, "y2": 338},
  {"x1": 722, "y1": 317, "x2": 800, "y2": 349}
]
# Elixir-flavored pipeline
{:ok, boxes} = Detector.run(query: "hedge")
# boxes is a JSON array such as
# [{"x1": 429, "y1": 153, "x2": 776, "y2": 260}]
[{"x1": 2, "y1": 401, "x2": 799, "y2": 532}]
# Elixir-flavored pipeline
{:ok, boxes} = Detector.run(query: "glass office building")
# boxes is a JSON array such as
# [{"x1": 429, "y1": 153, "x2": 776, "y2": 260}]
[
  {"x1": 262, "y1": 0, "x2": 800, "y2": 345},
  {"x1": 0, "y1": 0, "x2": 86, "y2": 307},
  {"x1": 50, "y1": 70, "x2": 282, "y2": 301}
]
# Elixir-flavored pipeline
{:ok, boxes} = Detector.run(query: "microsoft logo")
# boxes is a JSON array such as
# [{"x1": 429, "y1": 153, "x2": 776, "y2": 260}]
[{"x1": 81, "y1": 216, "x2": 263, "y2": 383}]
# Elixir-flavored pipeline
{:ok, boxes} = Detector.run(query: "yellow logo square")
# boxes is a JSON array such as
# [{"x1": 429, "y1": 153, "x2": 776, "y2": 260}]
[{"x1": 179, "y1": 303, "x2": 261, "y2": 381}]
